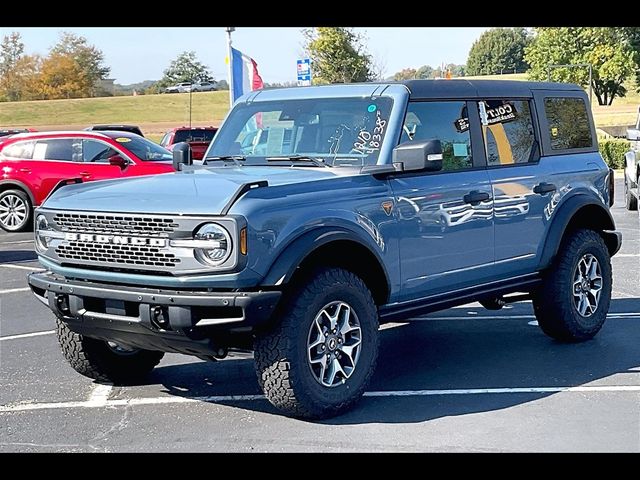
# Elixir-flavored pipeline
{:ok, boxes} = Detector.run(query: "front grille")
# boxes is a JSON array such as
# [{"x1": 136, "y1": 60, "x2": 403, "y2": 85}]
[
  {"x1": 53, "y1": 213, "x2": 178, "y2": 238},
  {"x1": 56, "y1": 241, "x2": 181, "y2": 268}
]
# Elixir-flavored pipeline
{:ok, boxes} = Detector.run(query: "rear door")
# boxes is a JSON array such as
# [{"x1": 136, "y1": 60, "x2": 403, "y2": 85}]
[
  {"x1": 476, "y1": 98, "x2": 546, "y2": 275},
  {"x1": 388, "y1": 100, "x2": 495, "y2": 301}
]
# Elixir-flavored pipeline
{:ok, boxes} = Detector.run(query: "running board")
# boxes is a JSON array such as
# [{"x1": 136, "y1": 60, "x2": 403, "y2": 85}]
[{"x1": 378, "y1": 274, "x2": 541, "y2": 322}]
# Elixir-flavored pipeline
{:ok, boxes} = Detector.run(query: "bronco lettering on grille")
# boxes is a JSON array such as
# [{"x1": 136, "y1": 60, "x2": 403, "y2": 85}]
[{"x1": 63, "y1": 232, "x2": 166, "y2": 247}]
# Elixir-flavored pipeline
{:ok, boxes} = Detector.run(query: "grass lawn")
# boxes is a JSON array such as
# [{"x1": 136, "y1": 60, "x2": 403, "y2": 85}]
[{"x1": 0, "y1": 76, "x2": 637, "y2": 139}]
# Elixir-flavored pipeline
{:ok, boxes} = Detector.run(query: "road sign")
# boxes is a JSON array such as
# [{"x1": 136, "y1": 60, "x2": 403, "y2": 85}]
[{"x1": 297, "y1": 59, "x2": 311, "y2": 86}]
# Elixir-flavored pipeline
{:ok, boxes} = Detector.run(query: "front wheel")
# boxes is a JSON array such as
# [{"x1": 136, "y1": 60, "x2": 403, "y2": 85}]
[
  {"x1": 254, "y1": 268, "x2": 379, "y2": 419},
  {"x1": 533, "y1": 229, "x2": 612, "y2": 342},
  {"x1": 0, "y1": 189, "x2": 32, "y2": 232},
  {"x1": 55, "y1": 318, "x2": 164, "y2": 384}
]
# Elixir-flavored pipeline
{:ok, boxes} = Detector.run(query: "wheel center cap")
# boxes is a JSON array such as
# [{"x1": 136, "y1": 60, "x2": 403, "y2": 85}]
[
  {"x1": 582, "y1": 280, "x2": 590, "y2": 292},
  {"x1": 327, "y1": 337, "x2": 338, "y2": 351}
]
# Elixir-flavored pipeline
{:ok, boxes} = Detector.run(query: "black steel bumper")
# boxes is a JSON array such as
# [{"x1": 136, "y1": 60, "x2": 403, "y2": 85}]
[{"x1": 28, "y1": 271, "x2": 281, "y2": 356}]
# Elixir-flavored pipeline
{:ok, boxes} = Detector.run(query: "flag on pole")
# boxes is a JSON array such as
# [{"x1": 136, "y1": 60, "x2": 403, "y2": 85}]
[{"x1": 230, "y1": 47, "x2": 264, "y2": 103}]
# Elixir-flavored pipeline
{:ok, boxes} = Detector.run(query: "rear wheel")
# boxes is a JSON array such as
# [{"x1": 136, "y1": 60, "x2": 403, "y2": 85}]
[
  {"x1": 624, "y1": 174, "x2": 638, "y2": 211},
  {"x1": 0, "y1": 189, "x2": 32, "y2": 232},
  {"x1": 55, "y1": 318, "x2": 164, "y2": 384},
  {"x1": 254, "y1": 268, "x2": 379, "y2": 419},
  {"x1": 533, "y1": 229, "x2": 612, "y2": 342}
]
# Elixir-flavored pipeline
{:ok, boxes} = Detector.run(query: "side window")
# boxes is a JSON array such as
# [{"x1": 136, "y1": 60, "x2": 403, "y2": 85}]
[
  {"x1": 480, "y1": 99, "x2": 536, "y2": 166},
  {"x1": 544, "y1": 97, "x2": 592, "y2": 150},
  {"x1": 32, "y1": 139, "x2": 80, "y2": 162},
  {"x1": 401, "y1": 101, "x2": 472, "y2": 171},
  {"x1": 82, "y1": 139, "x2": 118, "y2": 163},
  {"x1": 1, "y1": 140, "x2": 35, "y2": 159}
]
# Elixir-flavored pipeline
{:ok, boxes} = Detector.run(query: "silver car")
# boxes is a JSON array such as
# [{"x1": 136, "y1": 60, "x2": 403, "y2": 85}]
[
  {"x1": 164, "y1": 82, "x2": 192, "y2": 94},
  {"x1": 192, "y1": 81, "x2": 216, "y2": 92}
]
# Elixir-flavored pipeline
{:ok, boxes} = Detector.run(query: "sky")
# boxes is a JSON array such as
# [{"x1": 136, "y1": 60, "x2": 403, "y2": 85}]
[{"x1": 0, "y1": 27, "x2": 489, "y2": 85}]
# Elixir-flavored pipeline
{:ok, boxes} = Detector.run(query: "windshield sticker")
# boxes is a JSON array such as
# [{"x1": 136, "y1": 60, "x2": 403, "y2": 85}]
[
  {"x1": 367, "y1": 104, "x2": 377, "y2": 113},
  {"x1": 352, "y1": 110, "x2": 387, "y2": 154},
  {"x1": 115, "y1": 137, "x2": 131, "y2": 143}
]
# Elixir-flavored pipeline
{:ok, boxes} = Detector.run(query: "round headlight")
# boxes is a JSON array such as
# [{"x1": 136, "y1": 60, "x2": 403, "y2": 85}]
[
  {"x1": 193, "y1": 223, "x2": 232, "y2": 266},
  {"x1": 35, "y1": 214, "x2": 50, "y2": 252}
]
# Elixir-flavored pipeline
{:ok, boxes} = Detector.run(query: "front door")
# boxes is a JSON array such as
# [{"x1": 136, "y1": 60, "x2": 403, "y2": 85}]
[{"x1": 389, "y1": 100, "x2": 494, "y2": 301}]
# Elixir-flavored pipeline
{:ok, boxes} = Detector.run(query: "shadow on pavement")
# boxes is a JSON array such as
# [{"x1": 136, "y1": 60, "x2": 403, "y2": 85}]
[
  {"x1": 128, "y1": 297, "x2": 640, "y2": 423},
  {"x1": 0, "y1": 249, "x2": 37, "y2": 263}
]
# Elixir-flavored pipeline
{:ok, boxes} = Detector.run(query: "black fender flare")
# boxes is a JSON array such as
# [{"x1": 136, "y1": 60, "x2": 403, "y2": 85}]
[
  {"x1": 260, "y1": 226, "x2": 390, "y2": 291},
  {"x1": 0, "y1": 179, "x2": 35, "y2": 206},
  {"x1": 537, "y1": 194, "x2": 618, "y2": 270}
]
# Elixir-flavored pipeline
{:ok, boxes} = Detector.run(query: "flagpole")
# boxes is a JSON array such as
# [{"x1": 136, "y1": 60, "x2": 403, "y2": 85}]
[{"x1": 226, "y1": 27, "x2": 235, "y2": 108}]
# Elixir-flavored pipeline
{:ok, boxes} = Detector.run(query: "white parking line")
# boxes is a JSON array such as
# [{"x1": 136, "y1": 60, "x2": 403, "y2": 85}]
[
  {"x1": 2, "y1": 385, "x2": 640, "y2": 413},
  {"x1": 0, "y1": 264, "x2": 44, "y2": 272},
  {"x1": 416, "y1": 313, "x2": 640, "y2": 321},
  {"x1": 0, "y1": 287, "x2": 30, "y2": 294},
  {"x1": 614, "y1": 254, "x2": 640, "y2": 258},
  {"x1": 0, "y1": 240, "x2": 34, "y2": 246},
  {"x1": 87, "y1": 384, "x2": 113, "y2": 406},
  {"x1": 0, "y1": 330, "x2": 55, "y2": 341}
]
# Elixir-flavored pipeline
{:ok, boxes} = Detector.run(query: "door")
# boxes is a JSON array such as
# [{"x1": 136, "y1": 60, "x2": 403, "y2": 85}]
[
  {"x1": 477, "y1": 98, "x2": 547, "y2": 275},
  {"x1": 389, "y1": 101, "x2": 494, "y2": 301},
  {"x1": 76, "y1": 138, "x2": 127, "y2": 181}
]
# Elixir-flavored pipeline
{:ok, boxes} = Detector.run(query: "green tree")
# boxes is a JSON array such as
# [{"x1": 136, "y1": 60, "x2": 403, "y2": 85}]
[
  {"x1": 466, "y1": 28, "x2": 531, "y2": 76},
  {"x1": 0, "y1": 32, "x2": 25, "y2": 101},
  {"x1": 525, "y1": 28, "x2": 638, "y2": 105},
  {"x1": 622, "y1": 27, "x2": 640, "y2": 92},
  {"x1": 157, "y1": 51, "x2": 214, "y2": 88},
  {"x1": 393, "y1": 68, "x2": 417, "y2": 80},
  {"x1": 416, "y1": 65, "x2": 434, "y2": 79},
  {"x1": 50, "y1": 32, "x2": 110, "y2": 96},
  {"x1": 303, "y1": 27, "x2": 373, "y2": 84}
]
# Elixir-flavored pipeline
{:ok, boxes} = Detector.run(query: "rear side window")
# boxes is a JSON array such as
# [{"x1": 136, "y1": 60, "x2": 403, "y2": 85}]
[
  {"x1": 544, "y1": 97, "x2": 592, "y2": 150},
  {"x1": 480, "y1": 99, "x2": 536, "y2": 166},
  {"x1": 2, "y1": 140, "x2": 35, "y2": 159}
]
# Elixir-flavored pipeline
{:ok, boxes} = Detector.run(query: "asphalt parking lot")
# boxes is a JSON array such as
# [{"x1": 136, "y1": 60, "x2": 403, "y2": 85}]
[{"x1": 0, "y1": 177, "x2": 638, "y2": 452}]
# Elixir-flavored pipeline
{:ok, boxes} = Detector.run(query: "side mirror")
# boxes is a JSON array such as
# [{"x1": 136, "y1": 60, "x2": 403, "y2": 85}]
[
  {"x1": 172, "y1": 142, "x2": 192, "y2": 171},
  {"x1": 392, "y1": 139, "x2": 443, "y2": 172},
  {"x1": 627, "y1": 129, "x2": 640, "y2": 141},
  {"x1": 108, "y1": 155, "x2": 127, "y2": 169}
]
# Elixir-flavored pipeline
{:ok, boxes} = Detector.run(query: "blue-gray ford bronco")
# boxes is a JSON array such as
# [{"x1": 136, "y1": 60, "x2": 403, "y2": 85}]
[{"x1": 28, "y1": 80, "x2": 622, "y2": 418}]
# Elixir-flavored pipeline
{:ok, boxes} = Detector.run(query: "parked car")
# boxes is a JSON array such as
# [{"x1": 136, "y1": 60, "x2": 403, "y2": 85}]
[
  {"x1": 28, "y1": 80, "x2": 621, "y2": 419},
  {"x1": 0, "y1": 128, "x2": 34, "y2": 138},
  {"x1": 0, "y1": 131, "x2": 174, "y2": 231},
  {"x1": 623, "y1": 106, "x2": 640, "y2": 210},
  {"x1": 164, "y1": 82, "x2": 192, "y2": 94},
  {"x1": 160, "y1": 126, "x2": 218, "y2": 160},
  {"x1": 192, "y1": 82, "x2": 216, "y2": 92},
  {"x1": 85, "y1": 125, "x2": 144, "y2": 137}
]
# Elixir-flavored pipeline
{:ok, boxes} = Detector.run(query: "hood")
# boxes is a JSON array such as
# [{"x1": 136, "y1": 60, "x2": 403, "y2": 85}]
[{"x1": 42, "y1": 165, "x2": 354, "y2": 215}]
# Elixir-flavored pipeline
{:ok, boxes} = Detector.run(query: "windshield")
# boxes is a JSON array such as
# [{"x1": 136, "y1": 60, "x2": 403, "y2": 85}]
[
  {"x1": 207, "y1": 97, "x2": 393, "y2": 166},
  {"x1": 113, "y1": 136, "x2": 173, "y2": 162},
  {"x1": 174, "y1": 129, "x2": 217, "y2": 143}
]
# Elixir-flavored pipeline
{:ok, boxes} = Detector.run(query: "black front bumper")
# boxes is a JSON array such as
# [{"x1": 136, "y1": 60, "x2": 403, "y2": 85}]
[{"x1": 28, "y1": 272, "x2": 281, "y2": 356}]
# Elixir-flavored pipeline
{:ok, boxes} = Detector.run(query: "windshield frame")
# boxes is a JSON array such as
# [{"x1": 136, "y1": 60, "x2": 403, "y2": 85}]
[{"x1": 204, "y1": 88, "x2": 408, "y2": 167}]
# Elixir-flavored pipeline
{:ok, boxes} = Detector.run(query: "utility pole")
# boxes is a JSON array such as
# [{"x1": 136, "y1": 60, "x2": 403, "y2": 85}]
[
  {"x1": 226, "y1": 27, "x2": 235, "y2": 108},
  {"x1": 189, "y1": 80, "x2": 192, "y2": 128}
]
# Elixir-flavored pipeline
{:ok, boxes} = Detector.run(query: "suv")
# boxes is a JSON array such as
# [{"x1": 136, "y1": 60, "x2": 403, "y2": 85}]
[
  {"x1": 160, "y1": 126, "x2": 218, "y2": 160},
  {"x1": 28, "y1": 81, "x2": 621, "y2": 419},
  {"x1": 623, "y1": 106, "x2": 640, "y2": 210},
  {"x1": 0, "y1": 131, "x2": 174, "y2": 231},
  {"x1": 85, "y1": 125, "x2": 144, "y2": 137},
  {"x1": 165, "y1": 82, "x2": 192, "y2": 94}
]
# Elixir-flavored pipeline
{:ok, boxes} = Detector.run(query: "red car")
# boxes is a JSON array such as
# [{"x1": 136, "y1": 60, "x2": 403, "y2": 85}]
[
  {"x1": 160, "y1": 126, "x2": 218, "y2": 160},
  {"x1": 0, "y1": 131, "x2": 175, "y2": 231}
]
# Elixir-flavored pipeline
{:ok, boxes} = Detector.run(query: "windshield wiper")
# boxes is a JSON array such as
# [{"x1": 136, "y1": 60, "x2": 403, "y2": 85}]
[
  {"x1": 204, "y1": 155, "x2": 245, "y2": 167},
  {"x1": 266, "y1": 155, "x2": 330, "y2": 168}
]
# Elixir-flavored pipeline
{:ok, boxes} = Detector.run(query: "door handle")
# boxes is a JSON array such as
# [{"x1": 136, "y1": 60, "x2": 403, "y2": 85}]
[
  {"x1": 79, "y1": 171, "x2": 91, "y2": 176},
  {"x1": 463, "y1": 191, "x2": 491, "y2": 205},
  {"x1": 533, "y1": 182, "x2": 557, "y2": 195},
  {"x1": 18, "y1": 168, "x2": 31, "y2": 173}
]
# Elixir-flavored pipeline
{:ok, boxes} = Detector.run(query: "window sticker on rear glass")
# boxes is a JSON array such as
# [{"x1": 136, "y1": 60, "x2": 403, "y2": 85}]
[{"x1": 115, "y1": 137, "x2": 131, "y2": 143}]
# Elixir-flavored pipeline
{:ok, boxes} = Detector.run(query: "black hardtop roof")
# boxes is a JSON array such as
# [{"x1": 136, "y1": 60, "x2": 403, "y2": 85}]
[{"x1": 400, "y1": 79, "x2": 583, "y2": 100}]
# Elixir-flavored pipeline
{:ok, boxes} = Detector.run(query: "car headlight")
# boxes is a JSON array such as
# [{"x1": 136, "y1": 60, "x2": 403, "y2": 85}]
[
  {"x1": 193, "y1": 223, "x2": 232, "y2": 266},
  {"x1": 34, "y1": 214, "x2": 51, "y2": 252}
]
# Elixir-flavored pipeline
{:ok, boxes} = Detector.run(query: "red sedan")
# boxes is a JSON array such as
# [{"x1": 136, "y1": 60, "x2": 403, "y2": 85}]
[{"x1": 0, "y1": 130, "x2": 175, "y2": 231}]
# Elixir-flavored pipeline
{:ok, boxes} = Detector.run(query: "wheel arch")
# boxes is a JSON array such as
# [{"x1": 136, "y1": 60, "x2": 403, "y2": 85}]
[
  {"x1": 538, "y1": 194, "x2": 619, "y2": 271},
  {"x1": 261, "y1": 227, "x2": 391, "y2": 306},
  {"x1": 0, "y1": 179, "x2": 35, "y2": 206}
]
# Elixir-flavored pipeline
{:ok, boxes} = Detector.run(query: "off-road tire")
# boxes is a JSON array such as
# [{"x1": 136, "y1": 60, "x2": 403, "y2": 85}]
[
  {"x1": 0, "y1": 189, "x2": 32, "y2": 232},
  {"x1": 55, "y1": 317, "x2": 164, "y2": 384},
  {"x1": 254, "y1": 268, "x2": 379, "y2": 419},
  {"x1": 533, "y1": 229, "x2": 612, "y2": 342}
]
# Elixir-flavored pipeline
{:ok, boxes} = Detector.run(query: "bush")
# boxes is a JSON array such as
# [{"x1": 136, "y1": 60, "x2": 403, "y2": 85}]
[{"x1": 599, "y1": 139, "x2": 629, "y2": 169}]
